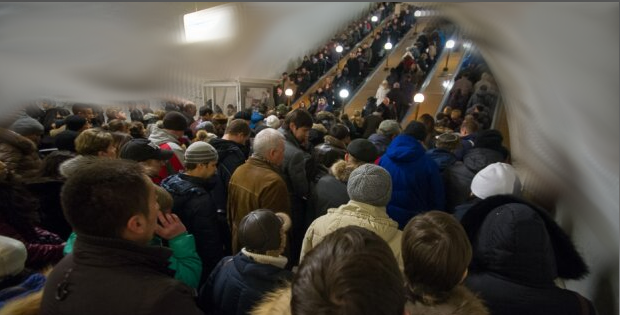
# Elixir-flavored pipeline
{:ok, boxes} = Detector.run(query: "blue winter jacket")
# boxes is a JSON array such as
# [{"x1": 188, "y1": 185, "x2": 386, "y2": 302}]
[
  {"x1": 379, "y1": 135, "x2": 446, "y2": 229},
  {"x1": 198, "y1": 252, "x2": 293, "y2": 315}
]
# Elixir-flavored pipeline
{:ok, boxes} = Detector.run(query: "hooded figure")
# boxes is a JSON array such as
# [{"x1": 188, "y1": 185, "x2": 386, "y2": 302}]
[
  {"x1": 460, "y1": 195, "x2": 595, "y2": 315},
  {"x1": 379, "y1": 122, "x2": 445, "y2": 229}
]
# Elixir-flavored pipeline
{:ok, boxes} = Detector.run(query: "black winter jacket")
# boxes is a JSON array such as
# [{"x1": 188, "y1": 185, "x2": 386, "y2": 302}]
[
  {"x1": 443, "y1": 148, "x2": 504, "y2": 211},
  {"x1": 162, "y1": 173, "x2": 228, "y2": 283},
  {"x1": 209, "y1": 138, "x2": 248, "y2": 211},
  {"x1": 461, "y1": 195, "x2": 595, "y2": 315}
]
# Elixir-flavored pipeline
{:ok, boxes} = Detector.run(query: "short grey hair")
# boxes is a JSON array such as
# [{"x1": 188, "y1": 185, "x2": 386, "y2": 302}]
[{"x1": 253, "y1": 128, "x2": 284, "y2": 159}]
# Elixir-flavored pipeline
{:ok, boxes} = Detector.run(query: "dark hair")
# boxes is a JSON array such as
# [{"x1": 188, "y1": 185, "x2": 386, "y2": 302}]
[
  {"x1": 402, "y1": 211, "x2": 472, "y2": 305},
  {"x1": 284, "y1": 109, "x2": 313, "y2": 130},
  {"x1": 418, "y1": 114, "x2": 435, "y2": 132},
  {"x1": 225, "y1": 119, "x2": 251, "y2": 136},
  {"x1": 61, "y1": 159, "x2": 151, "y2": 238},
  {"x1": 292, "y1": 226, "x2": 405, "y2": 315},
  {"x1": 329, "y1": 123, "x2": 350, "y2": 140},
  {"x1": 40, "y1": 150, "x2": 75, "y2": 179},
  {"x1": 403, "y1": 121, "x2": 427, "y2": 141},
  {"x1": 107, "y1": 119, "x2": 128, "y2": 133},
  {"x1": 129, "y1": 121, "x2": 145, "y2": 139},
  {"x1": 199, "y1": 106, "x2": 213, "y2": 117},
  {"x1": 71, "y1": 103, "x2": 91, "y2": 115}
]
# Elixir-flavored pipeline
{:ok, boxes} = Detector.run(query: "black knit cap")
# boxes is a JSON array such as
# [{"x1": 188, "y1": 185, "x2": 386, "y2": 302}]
[
  {"x1": 162, "y1": 111, "x2": 188, "y2": 131},
  {"x1": 64, "y1": 115, "x2": 87, "y2": 131},
  {"x1": 347, "y1": 139, "x2": 379, "y2": 163},
  {"x1": 475, "y1": 129, "x2": 509, "y2": 159},
  {"x1": 403, "y1": 121, "x2": 427, "y2": 141}
]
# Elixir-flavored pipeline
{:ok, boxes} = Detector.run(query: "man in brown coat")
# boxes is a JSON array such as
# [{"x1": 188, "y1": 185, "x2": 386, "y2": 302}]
[{"x1": 227, "y1": 128, "x2": 290, "y2": 253}]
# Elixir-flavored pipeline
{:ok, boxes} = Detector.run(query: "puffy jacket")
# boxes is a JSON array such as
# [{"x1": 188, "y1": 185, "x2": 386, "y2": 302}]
[
  {"x1": 443, "y1": 148, "x2": 505, "y2": 211},
  {"x1": 0, "y1": 128, "x2": 41, "y2": 180},
  {"x1": 379, "y1": 135, "x2": 445, "y2": 229},
  {"x1": 301, "y1": 200, "x2": 403, "y2": 269},
  {"x1": 162, "y1": 173, "x2": 227, "y2": 283},
  {"x1": 64, "y1": 231, "x2": 203, "y2": 289},
  {"x1": 0, "y1": 221, "x2": 64, "y2": 270},
  {"x1": 40, "y1": 234, "x2": 203, "y2": 315},
  {"x1": 426, "y1": 148, "x2": 457, "y2": 172},
  {"x1": 461, "y1": 195, "x2": 595, "y2": 315},
  {"x1": 199, "y1": 251, "x2": 293, "y2": 315},
  {"x1": 209, "y1": 138, "x2": 248, "y2": 211}
]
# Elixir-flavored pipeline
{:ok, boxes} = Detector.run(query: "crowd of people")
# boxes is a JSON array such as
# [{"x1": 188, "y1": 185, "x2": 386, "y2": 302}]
[{"x1": 0, "y1": 4, "x2": 596, "y2": 315}]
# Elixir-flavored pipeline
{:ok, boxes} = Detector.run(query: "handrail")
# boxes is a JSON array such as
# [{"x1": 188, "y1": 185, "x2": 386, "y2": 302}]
[{"x1": 290, "y1": 9, "x2": 395, "y2": 110}]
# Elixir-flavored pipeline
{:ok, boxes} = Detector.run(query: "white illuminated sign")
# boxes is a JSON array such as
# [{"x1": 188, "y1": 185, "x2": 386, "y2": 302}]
[{"x1": 184, "y1": 4, "x2": 237, "y2": 42}]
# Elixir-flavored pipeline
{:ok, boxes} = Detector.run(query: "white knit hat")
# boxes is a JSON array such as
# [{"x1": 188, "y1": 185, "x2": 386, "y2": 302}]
[
  {"x1": 0, "y1": 235, "x2": 27, "y2": 277},
  {"x1": 471, "y1": 162, "x2": 521, "y2": 199},
  {"x1": 264, "y1": 115, "x2": 281, "y2": 129}
]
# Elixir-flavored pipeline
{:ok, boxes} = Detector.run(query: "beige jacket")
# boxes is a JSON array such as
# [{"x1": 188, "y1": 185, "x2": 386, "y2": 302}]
[{"x1": 300, "y1": 200, "x2": 403, "y2": 269}]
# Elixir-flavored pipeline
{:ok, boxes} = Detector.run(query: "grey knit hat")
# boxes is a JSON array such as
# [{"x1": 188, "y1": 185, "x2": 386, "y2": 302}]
[
  {"x1": 347, "y1": 164, "x2": 392, "y2": 207},
  {"x1": 9, "y1": 116, "x2": 44, "y2": 136},
  {"x1": 184, "y1": 141, "x2": 218, "y2": 164}
]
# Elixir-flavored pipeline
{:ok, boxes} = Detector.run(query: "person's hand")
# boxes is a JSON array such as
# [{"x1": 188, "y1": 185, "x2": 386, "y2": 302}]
[{"x1": 155, "y1": 212, "x2": 187, "y2": 240}]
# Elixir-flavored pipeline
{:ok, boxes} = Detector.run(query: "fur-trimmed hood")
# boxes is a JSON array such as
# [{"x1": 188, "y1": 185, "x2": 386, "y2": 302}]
[
  {"x1": 405, "y1": 285, "x2": 489, "y2": 315},
  {"x1": 0, "y1": 128, "x2": 37, "y2": 154},
  {"x1": 329, "y1": 160, "x2": 358, "y2": 183},
  {"x1": 460, "y1": 195, "x2": 589, "y2": 283},
  {"x1": 250, "y1": 285, "x2": 291, "y2": 315}
]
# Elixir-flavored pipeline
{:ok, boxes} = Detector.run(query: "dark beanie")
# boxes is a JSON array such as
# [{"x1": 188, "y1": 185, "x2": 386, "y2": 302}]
[
  {"x1": 163, "y1": 111, "x2": 188, "y2": 131},
  {"x1": 65, "y1": 115, "x2": 87, "y2": 131},
  {"x1": 234, "y1": 111, "x2": 252, "y2": 121},
  {"x1": 347, "y1": 139, "x2": 379, "y2": 163},
  {"x1": 403, "y1": 121, "x2": 427, "y2": 141},
  {"x1": 475, "y1": 129, "x2": 509, "y2": 159}
]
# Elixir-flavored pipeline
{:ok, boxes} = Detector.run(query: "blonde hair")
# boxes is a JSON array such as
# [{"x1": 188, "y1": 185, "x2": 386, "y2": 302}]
[{"x1": 75, "y1": 128, "x2": 114, "y2": 156}]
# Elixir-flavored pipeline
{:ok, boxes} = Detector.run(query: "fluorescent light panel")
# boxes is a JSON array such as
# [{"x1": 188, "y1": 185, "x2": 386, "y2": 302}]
[{"x1": 184, "y1": 4, "x2": 237, "y2": 43}]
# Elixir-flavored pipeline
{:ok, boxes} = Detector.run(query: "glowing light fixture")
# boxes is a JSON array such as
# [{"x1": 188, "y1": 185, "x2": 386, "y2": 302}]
[
  {"x1": 371, "y1": 15, "x2": 379, "y2": 22},
  {"x1": 414, "y1": 10, "x2": 421, "y2": 17},
  {"x1": 335, "y1": 45, "x2": 343, "y2": 53},
  {"x1": 339, "y1": 89, "x2": 349, "y2": 98},
  {"x1": 413, "y1": 93, "x2": 425, "y2": 103},
  {"x1": 284, "y1": 88, "x2": 294, "y2": 97},
  {"x1": 184, "y1": 4, "x2": 237, "y2": 43}
]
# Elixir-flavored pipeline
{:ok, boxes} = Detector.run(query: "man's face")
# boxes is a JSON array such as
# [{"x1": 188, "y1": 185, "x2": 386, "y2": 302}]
[
  {"x1": 99, "y1": 144, "x2": 118, "y2": 159},
  {"x1": 270, "y1": 140, "x2": 285, "y2": 167},
  {"x1": 290, "y1": 123, "x2": 310, "y2": 145}
]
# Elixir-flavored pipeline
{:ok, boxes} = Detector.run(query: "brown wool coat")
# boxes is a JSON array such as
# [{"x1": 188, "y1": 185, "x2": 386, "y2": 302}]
[{"x1": 227, "y1": 157, "x2": 290, "y2": 253}]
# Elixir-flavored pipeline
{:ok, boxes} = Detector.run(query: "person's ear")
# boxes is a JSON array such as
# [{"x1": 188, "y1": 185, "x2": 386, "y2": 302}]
[
  {"x1": 460, "y1": 268, "x2": 469, "y2": 284},
  {"x1": 125, "y1": 214, "x2": 147, "y2": 237}
]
